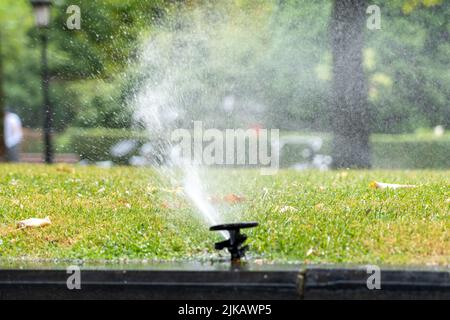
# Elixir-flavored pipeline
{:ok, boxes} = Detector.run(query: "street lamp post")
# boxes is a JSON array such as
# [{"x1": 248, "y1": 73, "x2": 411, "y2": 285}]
[{"x1": 30, "y1": 0, "x2": 53, "y2": 164}]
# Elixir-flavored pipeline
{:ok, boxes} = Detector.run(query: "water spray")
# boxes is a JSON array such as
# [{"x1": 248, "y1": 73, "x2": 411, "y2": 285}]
[{"x1": 210, "y1": 222, "x2": 258, "y2": 262}]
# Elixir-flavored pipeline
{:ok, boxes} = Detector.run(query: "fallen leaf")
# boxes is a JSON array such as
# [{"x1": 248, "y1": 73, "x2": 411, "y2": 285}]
[
  {"x1": 97, "y1": 187, "x2": 106, "y2": 194},
  {"x1": 223, "y1": 194, "x2": 240, "y2": 203},
  {"x1": 224, "y1": 193, "x2": 246, "y2": 204},
  {"x1": 306, "y1": 248, "x2": 314, "y2": 256},
  {"x1": 209, "y1": 193, "x2": 246, "y2": 205},
  {"x1": 147, "y1": 186, "x2": 183, "y2": 195},
  {"x1": 279, "y1": 205, "x2": 297, "y2": 213},
  {"x1": 161, "y1": 201, "x2": 184, "y2": 209},
  {"x1": 314, "y1": 203, "x2": 325, "y2": 210},
  {"x1": 17, "y1": 217, "x2": 51, "y2": 229},
  {"x1": 254, "y1": 259, "x2": 264, "y2": 265},
  {"x1": 337, "y1": 171, "x2": 348, "y2": 178},
  {"x1": 161, "y1": 202, "x2": 170, "y2": 209},
  {"x1": 445, "y1": 198, "x2": 450, "y2": 204},
  {"x1": 261, "y1": 188, "x2": 269, "y2": 200},
  {"x1": 160, "y1": 187, "x2": 183, "y2": 194},
  {"x1": 56, "y1": 166, "x2": 75, "y2": 174},
  {"x1": 370, "y1": 181, "x2": 416, "y2": 190},
  {"x1": 146, "y1": 186, "x2": 159, "y2": 194}
]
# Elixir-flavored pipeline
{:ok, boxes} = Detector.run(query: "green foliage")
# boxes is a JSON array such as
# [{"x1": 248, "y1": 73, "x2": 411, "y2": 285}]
[
  {"x1": 68, "y1": 79, "x2": 133, "y2": 129},
  {"x1": 366, "y1": 0, "x2": 450, "y2": 132},
  {"x1": 50, "y1": 0, "x2": 169, "y2": 78},
  {"x1": 67, "y1": 127, "x2": 450, "y2": 169},
  {"x1": 280, "y1": 132, "x2": 450, "y2": 169},
  {"x1": 0, "y1": 0, "x2": 170, "y2": 129},
  {"x1": 131, "y1": 0, "x2": 332, "y2": 130},
  {"x1": 0, "y1": 0, "x2": 448, "y2": 134},
  {"x1": 401, "y1": 0, "x2": 443, "y2": 14},
  {"x1": 0, "y1": 1, "x2": 39, "y2": 126},
  {"x1": 130, "y1": 0, "x2": 449, "y2": 133},
  {"x1": 68, "y1": 127, "x2": 147, "y2": 163},
  {"x1": 371, "y1": 133, "x2": 450, "y2": 169}
]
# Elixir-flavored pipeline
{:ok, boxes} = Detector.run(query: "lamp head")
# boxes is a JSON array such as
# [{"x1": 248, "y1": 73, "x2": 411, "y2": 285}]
[{"x1": 30, "y1": 0, "x2": 52, "y2": 28}]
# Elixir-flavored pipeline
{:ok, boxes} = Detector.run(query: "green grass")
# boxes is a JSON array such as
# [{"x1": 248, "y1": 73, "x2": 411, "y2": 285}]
[{"x1": 0, "y1": 165, "x2": 448, "y2": 265}]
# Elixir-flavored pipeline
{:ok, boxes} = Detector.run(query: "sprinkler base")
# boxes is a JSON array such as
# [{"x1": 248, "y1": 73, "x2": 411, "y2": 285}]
[{"x1": 210, "y1": 222, "x2": 258, "y2": 261}]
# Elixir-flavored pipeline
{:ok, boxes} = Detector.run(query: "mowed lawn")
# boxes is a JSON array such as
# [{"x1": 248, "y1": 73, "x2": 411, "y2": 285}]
[{"x1": 0, "y1": 164, "x2": 448, "y2": 265}]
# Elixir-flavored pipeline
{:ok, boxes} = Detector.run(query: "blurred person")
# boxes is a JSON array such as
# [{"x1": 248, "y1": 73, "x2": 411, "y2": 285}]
[{"x1": 3, "y1": 108, "x2": 23, "y2": 162}]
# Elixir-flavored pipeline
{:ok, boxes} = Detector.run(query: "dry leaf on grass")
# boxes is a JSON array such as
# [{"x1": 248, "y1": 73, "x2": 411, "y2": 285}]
[
  {"x1": 161, "y1": 187, "x2": 183, "y2": 194},
  {"x1": 148, "y1": 186, "x2": 184, "y2": 194},
  {"x1": 261, "y1": 187, "x2": 270, "y2": 200},
  {"x1": 223, "y1": 193, "x2": 246, "y2": 204},
  {"x1": 209, "y1": 193, "x2": 246, "y2": 205},
  {"x1": 279, "y1": 205, "x2": 297, "y2": 213},
  {"x1": 369, "y1": 181, "x2": 416, "y2": 190},
  {"x1": 17, "y1": 217, "x2": 51, "y2": 229},
  {"x1": 314, "y1": 203, "x2": 325, "y2": 210},
  {"x1": 337, "y1": 171, "x2": 349, "y2": 178},
  {"x1": 161, "y1": 201, "x2": 184, "y2": 209},
  {"x1": 56, "y1": 166, "x2": 75, "y2": 174},
  {"x1": 161, "y1": 202, "x2": 170, "y2": 209}
]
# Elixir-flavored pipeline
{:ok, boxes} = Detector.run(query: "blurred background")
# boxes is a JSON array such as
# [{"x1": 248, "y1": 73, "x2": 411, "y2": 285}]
[{"x1": 0, "y1": 0, "x2": 448, "y2": 169}]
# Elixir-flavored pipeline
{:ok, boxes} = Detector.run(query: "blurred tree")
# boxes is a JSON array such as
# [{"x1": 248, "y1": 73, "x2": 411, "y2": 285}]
[
  {"x1": 0, "y1": 0, "x2": 448, "y2": 137},
  {"x1": 0, "y1": 31, "x2": 6, "y2": 158},
  {"x1": 0, "y1": 0, "x2": 42, "y2": 130},
  {"x1": 330, "y1": 0, "x2": 371, "y2": 168},
  {"x1": 0, "y1": 34, "x2": 2, "y2": 109},
  {"x1": 401, "y1": 0, "x2": 443, "y2": 14},
  {"x1": 1, "y1": 0, "x2": 171, "y2": 131},
  {"x1": 367, "y1": 0, "x2": 448, "y2": 133},
  {"x1": 46, "y1": 0, "x2": 173, "y2": 129}
]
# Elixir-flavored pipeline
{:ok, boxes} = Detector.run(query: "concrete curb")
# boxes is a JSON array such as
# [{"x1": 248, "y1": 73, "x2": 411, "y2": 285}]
[
  {"x1": 0, "y1": 262, "x2": 448, "y2": 299},
  {"x1": 303, "y1": 267, "x2": 449, "y2": 299}
]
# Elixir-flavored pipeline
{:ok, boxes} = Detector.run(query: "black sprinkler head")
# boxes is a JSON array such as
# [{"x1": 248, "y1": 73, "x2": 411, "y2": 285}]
[{"x1": 209, "y1": 222, "x2": 258, "y2": 261}]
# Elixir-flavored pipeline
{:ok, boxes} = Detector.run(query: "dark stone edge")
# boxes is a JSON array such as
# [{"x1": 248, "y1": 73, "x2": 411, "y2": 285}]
[{"x1": 0, "y1": 266, "x2": 448, "y2": 300}]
